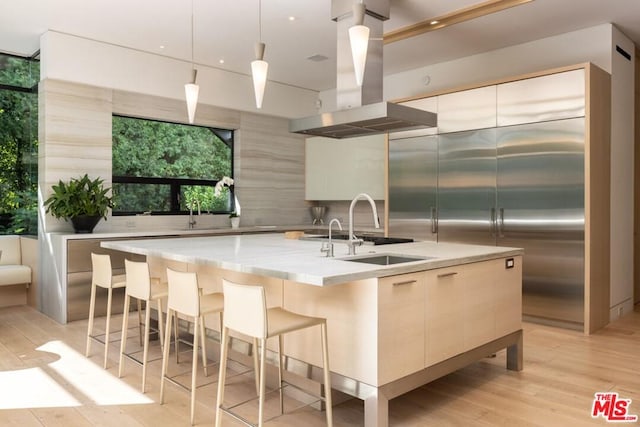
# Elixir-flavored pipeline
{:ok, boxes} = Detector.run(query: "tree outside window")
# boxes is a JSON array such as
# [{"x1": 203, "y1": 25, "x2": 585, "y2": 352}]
[{"x1": 112, "y1": 115, "x2": 233, "y2": 215}]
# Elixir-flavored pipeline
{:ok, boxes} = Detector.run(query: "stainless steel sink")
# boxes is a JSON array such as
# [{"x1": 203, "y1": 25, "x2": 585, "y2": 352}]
[{"x1": 341, "y1": 254, "x2": 434, "y2": 265}]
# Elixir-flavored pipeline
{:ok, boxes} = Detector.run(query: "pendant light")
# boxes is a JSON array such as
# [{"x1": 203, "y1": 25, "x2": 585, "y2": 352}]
[
  {"x1": 251, "y1": 0, "x2": 268, "y2": 109},
  {"x1": 185, "y1": 0, "x2": 199, "y2": 123},
  {"x1": 349, "y1": 1, "x2": 369, "y2": 86}
]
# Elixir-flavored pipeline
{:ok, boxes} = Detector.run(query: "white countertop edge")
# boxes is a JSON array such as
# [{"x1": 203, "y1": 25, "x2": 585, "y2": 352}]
[
  {"x1": 50, "y1": 225, "x2": 317, "y2": 241},
  {"x1": 101, "y1": 234, "x2": 523, "y2": 287}
]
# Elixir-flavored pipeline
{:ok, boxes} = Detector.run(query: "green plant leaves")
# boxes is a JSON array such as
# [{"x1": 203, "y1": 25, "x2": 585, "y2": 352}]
[{"x1": 43, "y1": 174, "x2": 113, "y2": 220}]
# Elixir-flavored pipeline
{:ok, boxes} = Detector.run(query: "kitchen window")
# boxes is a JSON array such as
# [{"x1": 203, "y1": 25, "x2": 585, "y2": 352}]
[
  {"x1": 0, "y1": 52, "x2": 39, "y2": 235},
  {"x1": 111, "y1": 115, "x2": 233, "y2": 215}
]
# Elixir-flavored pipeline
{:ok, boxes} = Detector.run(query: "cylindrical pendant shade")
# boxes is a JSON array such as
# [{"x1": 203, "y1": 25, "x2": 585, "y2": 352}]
[
  {"x1": 251, "y1": 59, "x2": 269, "y2": 109},
  {"x1": 349, "y1": 24, "x2": 369, "y2": 86},
  {"x1": 184, "y1": 82, "x2": 200, "y2": 124}
]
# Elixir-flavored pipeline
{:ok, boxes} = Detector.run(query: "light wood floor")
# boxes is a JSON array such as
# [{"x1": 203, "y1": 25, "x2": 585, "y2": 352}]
[{"x1": 0, "y1": 304, "x2": 638, "y2": 426}]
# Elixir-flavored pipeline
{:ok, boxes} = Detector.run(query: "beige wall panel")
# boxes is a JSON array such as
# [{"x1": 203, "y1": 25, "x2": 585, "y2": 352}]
[
  {"x1": 236, "y1": 112, "x2": 309, "y2": 227},
  {"x1": 113, "y1": 91, "x2": 241, "y2": 130}
]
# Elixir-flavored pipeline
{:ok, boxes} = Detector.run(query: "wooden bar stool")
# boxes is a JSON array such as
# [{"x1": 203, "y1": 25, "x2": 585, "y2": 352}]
[
  {"x1": 85, "y1": 252, "x2": 127, "y2": 369},
  {"x1": 160, "y1": 268, "x2": 224, "y2": 426},
  {"x1": 118, "y1": 259, "x2": 168, "y2": 393},
  {"x1": 215, "y1": 279, "x2": 333, "y2": 427}
]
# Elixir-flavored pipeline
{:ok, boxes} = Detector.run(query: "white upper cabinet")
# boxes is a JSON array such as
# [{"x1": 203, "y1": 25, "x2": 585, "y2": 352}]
[
  {"x1": 497, "y1": 69, "x2": 586, "y2": 126},
  {"x1": 305, "y1": 134, "x2": 385, "y2": 200}
]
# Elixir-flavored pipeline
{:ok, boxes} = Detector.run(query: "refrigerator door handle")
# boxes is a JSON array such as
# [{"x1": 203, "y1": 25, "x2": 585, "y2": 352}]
[
  {"x1": 430, "y1": 206, "x2": 438, "y2": 234},
  {"x1": 490, "y1": 207, "x2": 497, "y2": 237},
  {"x1": 498, "y1": 207, "x2": 505, "y2": 238}
]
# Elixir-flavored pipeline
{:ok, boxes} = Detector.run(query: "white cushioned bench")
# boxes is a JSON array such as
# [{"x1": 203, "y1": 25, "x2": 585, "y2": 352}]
[{"x1": 0, "y1": 235, "x2": 32, "y2": 288}]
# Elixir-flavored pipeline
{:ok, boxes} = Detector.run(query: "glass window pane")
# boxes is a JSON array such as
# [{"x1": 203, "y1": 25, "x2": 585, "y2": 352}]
[
  {"x1": 180, "y1": 185, "x2": 231, "y2": 213},
  {"x1": 112, "y1": 183, "x2": 172, "y2": 213},
  {"x1": 112, "y1": 116, "x2": 232, "y2": 180},
  {"x1": 0, "y1": 55, "x2": 39, "y2": 89},
  {"x1": 0, "y1": 52, "x2": 39, "y2": 235}
]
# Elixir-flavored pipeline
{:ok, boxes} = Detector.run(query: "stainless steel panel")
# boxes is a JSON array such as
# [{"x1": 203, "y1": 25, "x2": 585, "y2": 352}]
[
  {"x1": 438, "y1": 85, "x2": 497, "y2": 134},
  {"x1": 388, "y1": 135, "x2": 438, "y2": 241},
  {"x1": 397, "y1": 97, "x2": 438, "y2": 137},
  {"x1": 290, "y1": 102, "x2": 437, "y2": 139},
  {"x1": 497, "y1": 69, "x2": 585, "y2": 126},
  {"x1": 437, "y1": 128, "x2": 497, "y2": 245},
  {"x1": 497, "y1": 118, "x2": 585, "y2": 325}
]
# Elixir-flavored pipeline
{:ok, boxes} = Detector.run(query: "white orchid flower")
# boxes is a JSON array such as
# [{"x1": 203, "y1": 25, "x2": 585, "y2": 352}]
[{"x1": 214, "y1": 176, "x2": 234, "y2": 197}]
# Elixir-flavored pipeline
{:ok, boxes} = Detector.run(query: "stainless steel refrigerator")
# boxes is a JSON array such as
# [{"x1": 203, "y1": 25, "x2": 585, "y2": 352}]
[
  {"x1": 388, "y1": 117, "x2": 586, "y2": 325},
  {"x1": 388, "y1": 134, "x2": 438, "y2": 242}
]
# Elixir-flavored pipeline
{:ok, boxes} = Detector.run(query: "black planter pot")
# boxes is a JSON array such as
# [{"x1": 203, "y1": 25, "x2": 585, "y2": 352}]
[{"x1": 70, "y1": 215, "x2": 102, "y2": 234}]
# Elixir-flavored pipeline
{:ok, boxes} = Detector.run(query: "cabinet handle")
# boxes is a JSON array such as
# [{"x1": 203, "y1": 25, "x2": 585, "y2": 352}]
[
  {"x1": 393, "y1": 280, "x2": 417, "y2": 286},
  {"x1": 498, "y1": 207, "x2": 505, "y2": 238},
  {"x1": 437, "y1": 272, "x2": 458, "y2": 278},
  {"x1": 430, "y1": 207, "x2": 438, "y2": 234},
  {"x1": 490, "y1": 207, "x2": 496, "y2": 237}
]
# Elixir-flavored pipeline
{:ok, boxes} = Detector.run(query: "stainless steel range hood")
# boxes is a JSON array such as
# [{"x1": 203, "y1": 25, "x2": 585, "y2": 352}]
[
  {"x1": 289, "y1": 101, "x2": 436, "y2": 138},
  {"x1": 289, "y1": 0, "x2": 437, "y2": 139}
]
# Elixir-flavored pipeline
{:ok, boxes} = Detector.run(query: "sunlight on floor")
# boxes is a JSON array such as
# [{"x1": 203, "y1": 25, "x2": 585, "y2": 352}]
[
  {"x1": 0, "y1": 340, "x2": 153, "y2": 409},
  {"x1": 0, "y1": 366, "x2": 80, "y2": 409}
]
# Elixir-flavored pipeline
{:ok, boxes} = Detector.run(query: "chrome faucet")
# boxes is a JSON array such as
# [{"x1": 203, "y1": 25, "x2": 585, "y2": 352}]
[
  {"x1": 348, "y1": 193, "x2": 380, "y2": 255},
  {"x1": 320, "y1": 218, "x2": 343, "y2": 257},
  {"x1": 188, "y1": 199, "x2": 200, "y2": 229}
]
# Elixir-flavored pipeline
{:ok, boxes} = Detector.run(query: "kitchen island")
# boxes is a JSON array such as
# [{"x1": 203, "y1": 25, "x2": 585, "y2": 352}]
[{"x1": 102, "y1": 233, "x2": 524, "y2": 427}]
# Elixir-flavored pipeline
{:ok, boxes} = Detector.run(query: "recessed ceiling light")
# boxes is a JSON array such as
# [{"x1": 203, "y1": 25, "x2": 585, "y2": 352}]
[
  {"x1": 159, "y1": 45, "x2": 165, "y2": 49},
  {"x1": 288, "y1": 16, "x2": 296, "y2": 21},
  {"x1": 219, "y1": 59, "x2": 225, "y2": 64}
]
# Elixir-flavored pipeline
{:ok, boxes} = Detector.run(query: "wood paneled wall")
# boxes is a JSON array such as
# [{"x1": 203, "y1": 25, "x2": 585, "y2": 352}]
[{"x1": 38, "y1": 78, "x2": 311, "y2": 232}]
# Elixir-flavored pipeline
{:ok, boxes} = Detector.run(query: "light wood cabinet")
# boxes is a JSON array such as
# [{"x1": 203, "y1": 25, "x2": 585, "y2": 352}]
[
  {"x1": 424, "y1": 266, "x2": 464, "y2": 365},
  {"x1": 377, "y1": 271, "x2": 425, "y2": 384},
  {"x1": 283, "y1": 256, "x2": 521, "y2": 386},
  {"x1": 425, "y1": 256, "x2": 522, "y2": 367}
]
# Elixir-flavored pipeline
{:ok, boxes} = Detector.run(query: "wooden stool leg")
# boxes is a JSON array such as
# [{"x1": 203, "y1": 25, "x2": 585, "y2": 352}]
[
  {"x1": 199, "y1": 316, "x2": 208, "y2": 377},
  {"x1": 157, "y1": 299, "x2": 164, "y2": 347},
  {"x1": 214, "y1": 327, "x2": 230, "y2": 427},
  {"x1": 137, "y1": 299, "x2": 143, "y2": 347},
  {"x1": 175, "y1": 313, "x2": 180, "y2": 364},
  {"x1": 278, "y1": 335, "x2": 284, "y2": 415},
  {"x1": 160, "y1": 308, "x2": 173, "y2": 405},
  {"x1": 104, "y1": 287, "x2": 114, "y2": 369},
  {"x1": 253, "y1": 338, "x2": 260, "y2": 395},
  {"x1": 118, "y1": 294, "x2": 131, "y2": 378},
  {"x1": 85, "y1": 282, "x2": 97, "y2": 357},
  {"x1": 141, "y1": 300, "x2": 151, "y2": 393},
  {"x1": 258, "y1": 338, "x2": 267, "y2": 427},
  {"x1": 321, "y1": 322, "x2": 333, "y2": 427},
  {"x1": 190, "y1": 317, "x2": 199, "y2": 426}
]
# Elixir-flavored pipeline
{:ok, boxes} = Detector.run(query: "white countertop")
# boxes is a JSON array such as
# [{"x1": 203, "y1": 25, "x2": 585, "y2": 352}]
[
  {"x1": 50, "y1": 224, "x2": 322, "y2": 240},
  {"x1": 101, "y1": 233, "x2": 523, "y2": 286}
]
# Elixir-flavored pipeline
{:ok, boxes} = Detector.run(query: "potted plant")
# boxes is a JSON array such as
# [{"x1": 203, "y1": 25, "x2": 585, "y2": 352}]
[
  {"x1": 229, "y1": 211, "x2": 240, "y2": 229},
  {"x1": 44, "y1": 174, "x2": 114, "y2": 233}
]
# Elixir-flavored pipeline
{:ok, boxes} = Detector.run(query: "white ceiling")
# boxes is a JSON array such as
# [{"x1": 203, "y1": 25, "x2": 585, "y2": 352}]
[{"x1": 1, "y1": 0, "x2": 639, "y2": 92}]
